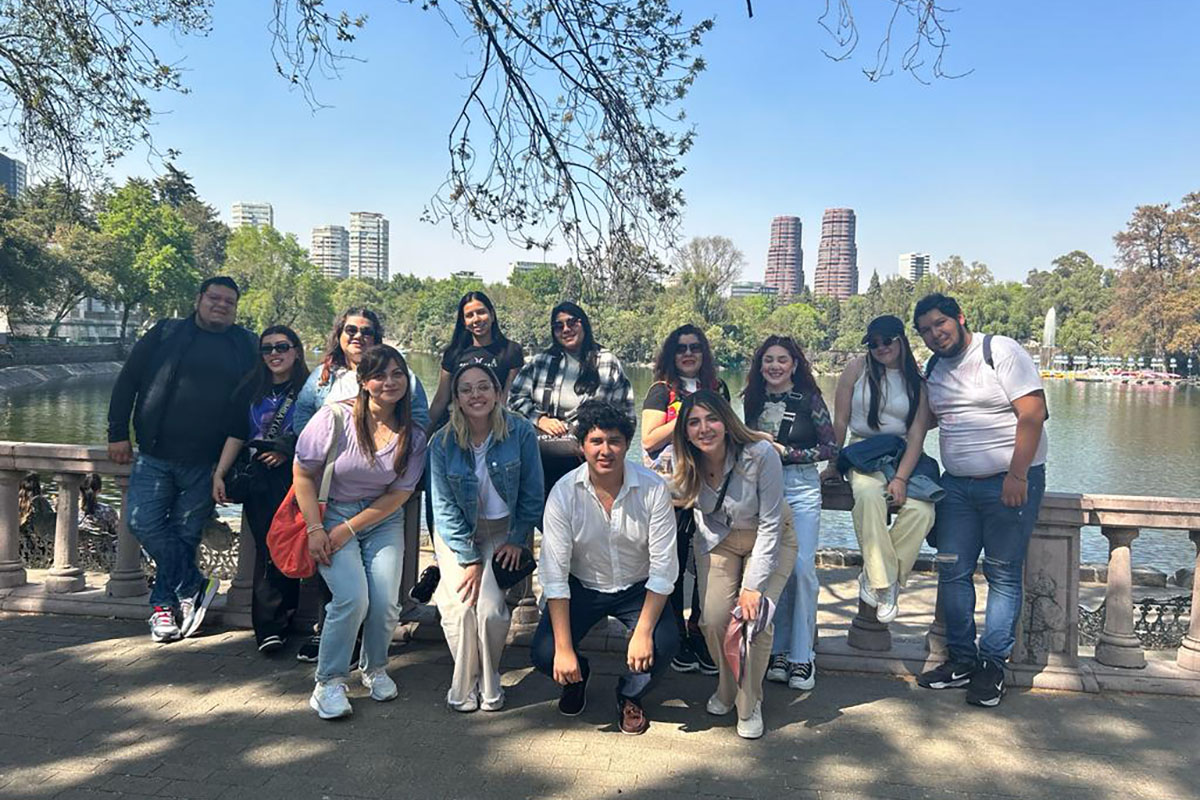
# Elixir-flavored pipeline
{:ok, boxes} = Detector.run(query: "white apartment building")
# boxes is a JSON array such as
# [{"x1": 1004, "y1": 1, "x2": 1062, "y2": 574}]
[
  {"x1": 348, "y1": 211, "x2": 389, "y2": 281},
  {"x1": 231, "y1": 202, "x2": 274, "y2": 229},
  {"x1": 730, "y1": 281, "x2": 780, "y2": 299},
  {"x1": 898, "y1": 252, "x2": 931, "y2": 282},
  {"x1": 311, "y1": 225, "x2": 349, "y2": 280}
]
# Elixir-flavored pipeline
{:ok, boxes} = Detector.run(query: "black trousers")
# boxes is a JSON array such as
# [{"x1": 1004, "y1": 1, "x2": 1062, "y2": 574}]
[
  {"x1": 242, "y1": 465, "x2": 300, "y2": 644},
  {"x1": 669, "y1": 508, "x2": 703, "y2": 637}
]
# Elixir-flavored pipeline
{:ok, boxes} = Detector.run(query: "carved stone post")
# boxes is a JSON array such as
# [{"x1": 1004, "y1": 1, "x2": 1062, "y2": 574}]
[
  {"x1": 106, "y1": 475, "x2": 147, "y2": 597},
  {"x1": 1094, "y1": 526, "x2": 1146, "y2": 669},
  {"x1": 45, "y1": 473, "x2": 85, "y2": 593},
  {"x1": 224, "y1": 509, "x2": 255, "y2": 619},
  {"x1": 847, "y1": 599, "x2": 891, "y2": 651},
  {"x1": 0, "y1": 470, "x2": 27, "y2": 588},
  {"x1": 925, "y1": 588, "x2": 947, "y2": 657},
  {"x1": 1176, "y1": 530, "x2": 1200, "y2": 672}
]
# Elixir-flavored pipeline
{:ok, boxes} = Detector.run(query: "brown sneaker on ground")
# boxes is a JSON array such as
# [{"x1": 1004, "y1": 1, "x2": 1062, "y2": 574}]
[{"x1": 618, "y1": 698, "x2": 649, "y2": 735}]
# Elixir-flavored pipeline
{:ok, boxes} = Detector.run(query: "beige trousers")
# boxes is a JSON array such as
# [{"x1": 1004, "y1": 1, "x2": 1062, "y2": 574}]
[
  {"x1": 697, "y1": 520, "x2": 798, "y2": 720},
  {"x1": 433, "y1": 516, "x2": 512, "y2": 708},
  {"x1": 849, "y1": 469, "x2": 936, "y2": 590}
]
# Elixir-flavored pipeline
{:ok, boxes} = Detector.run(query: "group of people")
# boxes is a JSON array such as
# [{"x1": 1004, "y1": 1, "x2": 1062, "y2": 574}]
[{"x1": 105, "y1": 276, "x2": 1048, "y2": 739}]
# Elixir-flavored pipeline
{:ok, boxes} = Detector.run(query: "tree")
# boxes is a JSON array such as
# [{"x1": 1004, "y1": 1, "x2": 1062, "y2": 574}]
[
  {"x1": 42, "y1": 226, "x2": 120, "y2": 338},
  {"x1": 0, "y1": 193, "x2": 50, "y2": 322},
  {"x1": 224, "y1": 225, "x2": 333, "y2": 343},
  {"x1": 98, "y1": 179, "x2": 198, "y2": 339},
  {"x1": 935, "y1": 255, "x2": 994, "y2": 294},
  {"x1": 670, "y1": 235, "x2": 746, "y2": 326},
  {"x1": 154, "y1": 165, "x2": 229, "y2": 275}
]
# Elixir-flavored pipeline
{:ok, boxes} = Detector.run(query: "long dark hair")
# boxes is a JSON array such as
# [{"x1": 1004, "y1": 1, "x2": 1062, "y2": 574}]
[
  {"x1": 321, "y1": 307, "x2": 384, "y2": 385},
  {"x1": 548, "y1": 301, "x2": 601, "y2": 396},
  {"x1": 80, "y1": 473, "x2": 102, "y2": 517},
  {"x1": 445, "y1": 291, "x2": 508, "y2": 364},
  {"x1": 864, "y1": 332, "x2": 923, "y2": 430},
  {"x1": 354, "y1": 345, "x2": 414, "y2": 477},
  {"x1": 742, "y1": 335, "x2": 820, "y2": 426},
  {"x1": 239, "y1": 325, "x2": 309, "y2": 403},
  {"x1": 653, "y1": 324, "x2": 718, "y2": 392}
]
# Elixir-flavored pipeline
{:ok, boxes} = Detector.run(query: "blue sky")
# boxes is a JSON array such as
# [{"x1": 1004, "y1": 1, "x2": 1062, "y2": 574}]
[{"x1": 18, "y1": 0, "x2": 1200, "y2": 288}]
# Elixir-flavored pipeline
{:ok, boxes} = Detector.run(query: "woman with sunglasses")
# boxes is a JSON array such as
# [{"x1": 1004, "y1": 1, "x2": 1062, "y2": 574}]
[
  {"x1": 509, "y1": 301, "x2": 634, "y2": 496},
  {"x1": 819, "y1": 315, "x2": 935, "y2": 624},
  {"x1": 642, "y1": 324, "x2": 727, "y2": 676},
  {"x1": 212, "y1": 325, "x2": 310, "y2": 653},
  {"x1": 428, "y1": 291, "x2": 525, "y2": 429},
  {"x1": 294, "y1": 345, "x2": 427, "y2": 720},
  {"x1": 670, "y1": 390, "x2": 798, "y2": 740},
  {"x1": 428, "y1": 363, "x2": 544, "y2": 712},
  {"x1": 743, "y1": 335, "x2": 838, "y2": 693}
]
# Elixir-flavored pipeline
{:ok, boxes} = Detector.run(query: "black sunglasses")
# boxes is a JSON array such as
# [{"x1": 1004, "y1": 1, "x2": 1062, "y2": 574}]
[
  {"x1": 260, "y1": 342, "x2": 294, "y2": 355},
  {"x1": 343, "y1": 323, "x2": 376, "y2": 339},
  {"x1": 553, "y1": 317, "x2": 581, "y2": 332},
  {"x1": 675, "y1": 342, "x2": 704, "y2": 355},
  {"x1": 867, "y1": 336, "x2": 897, "y2": 350}
]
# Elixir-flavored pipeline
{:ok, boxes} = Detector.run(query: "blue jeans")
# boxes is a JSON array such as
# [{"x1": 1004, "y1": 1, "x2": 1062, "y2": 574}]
[
  {"x1": 530, "y1": 577, "x2": 680, "y2": 702},
  {"x1": 316, "y1": 500, "x2": 404, "y2": 683},
  {"x1": 126, "y1": 453, "x2": 215, "y2": 609},
  {"x1": 935, "y1": 465, "x2": 1046, "y2": 663},
  {"x1": 771, "y1": 464, "x2": 822, "y2": 663}
]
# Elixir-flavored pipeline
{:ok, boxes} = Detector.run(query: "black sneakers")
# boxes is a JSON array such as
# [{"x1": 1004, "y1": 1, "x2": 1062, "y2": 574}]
[
  {"x1": 691, "y1": 633, "x2": 719, "y2": 676},
  {"x1": 558, "y1": 664, "x2": 590, "y2": 716},
  {"x1": 918, "y1": 659, "x2": 977, "y2": 690},
  {"x1": 410, "y1": 565, "x2": 441, "y2": 604},
  {"x1": 296, "y1": 634, "x2": 321, "y2": 663},
  {"x1": 670, "y1": 639, "x2": 700, "y2": 673},
  {"x1": 966, "y1": 659, "x2": 1006, "y2": 708}
]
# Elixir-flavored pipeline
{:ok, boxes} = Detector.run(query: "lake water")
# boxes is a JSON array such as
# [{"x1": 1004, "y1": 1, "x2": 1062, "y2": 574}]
[{"x1": 2, "y1": 351, "x2": 1197, "y2": 572}]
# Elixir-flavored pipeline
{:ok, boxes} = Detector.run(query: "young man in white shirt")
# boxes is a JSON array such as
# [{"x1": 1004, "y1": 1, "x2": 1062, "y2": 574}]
[
  {"x1": 530, "y1": 400, "x2": 680, "y2": 735},
  {"x1": 913, "y1": 293, "x2": 1048, "y2": 708}
]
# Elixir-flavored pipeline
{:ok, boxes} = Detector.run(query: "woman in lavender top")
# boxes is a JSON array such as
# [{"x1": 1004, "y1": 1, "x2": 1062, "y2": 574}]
[{"x1": 294, "y1": 345, "x2": 428, "y2": 720}]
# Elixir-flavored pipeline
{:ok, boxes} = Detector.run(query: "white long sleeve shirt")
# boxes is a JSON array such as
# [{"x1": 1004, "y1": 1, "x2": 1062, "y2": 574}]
[{"x1": 539, "y1": 461, "x2": 679, "y2": 600}]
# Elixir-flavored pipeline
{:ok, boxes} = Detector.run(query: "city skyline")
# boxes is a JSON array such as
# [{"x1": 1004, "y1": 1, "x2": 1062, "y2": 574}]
[{"x1": 814, "y1": 208, "x2": 859, "y2": 299}]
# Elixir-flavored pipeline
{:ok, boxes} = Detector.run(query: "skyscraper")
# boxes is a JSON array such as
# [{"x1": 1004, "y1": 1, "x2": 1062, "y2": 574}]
[
  {"x1": 898, "y1": 252, "x2": 930, "y2": 282},
  {"x1": 763, "y1": 216, "x2": 803, "y2": 299},
  {"x1": 0, "y1": 154, "x2": 27, "y2": 198},
  {"x1": 311, "y1": 225, "x2": 350, "y2": 280},
  {"x1": 348, "y1": 211, "x2": 389, "y2": 281},
  {"x1": 814, "y1": 208, "x2": 858, "y2": 299},
  {"x1": 231, "y1": 202, "x2": 274, "y2": 229}
]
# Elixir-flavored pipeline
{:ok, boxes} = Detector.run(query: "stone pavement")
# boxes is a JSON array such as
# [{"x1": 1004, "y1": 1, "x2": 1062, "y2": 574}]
[{"x1": 1, "y1": 612, "x2": 1198, "y2": 800}]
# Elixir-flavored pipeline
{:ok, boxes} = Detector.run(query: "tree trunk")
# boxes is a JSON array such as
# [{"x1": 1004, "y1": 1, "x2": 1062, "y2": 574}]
[{"x1": 119, "y1": 304, "x2": 131, "y2": 341}]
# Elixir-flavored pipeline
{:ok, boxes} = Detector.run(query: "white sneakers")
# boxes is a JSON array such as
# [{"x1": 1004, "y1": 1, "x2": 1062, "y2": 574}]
[
  {"x1": 736, "y1": 701, "x2": 764, "y2": 739},
  {"x1": 876, "y1": 582, "x2": 901, "y2": 624},
  {"x1": 148, "y1": 606, "x2": 181, "y2": 643},
  {"x1": 310, "y1": 681, "x2": 353, "y2": 719},
  {"x1": 858, "y1": 570, "x2": 878, "y2": 607},
  {"x1": 179, "y1": 577, "x2": 220, "y2": 638},
  {"x1": 361, "y1": 669, "x2": 398, "y2": 702},
  {"x1": 706, "y1": 693, "x2": 734, "y2": 716}
]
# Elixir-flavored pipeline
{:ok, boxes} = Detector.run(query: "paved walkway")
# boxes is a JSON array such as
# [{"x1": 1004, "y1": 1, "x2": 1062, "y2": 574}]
[{"x1": 1, "y1": 612, "x2": 1197, "y2": 800}]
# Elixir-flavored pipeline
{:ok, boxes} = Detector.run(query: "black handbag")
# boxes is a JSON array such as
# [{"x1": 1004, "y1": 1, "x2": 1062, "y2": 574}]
[
  {"x1": 491, "y1": 546, "x2": 536, "y2": 590},
  {"x1": 224, "y1": 391, "x2": 296, "y2": 504}
]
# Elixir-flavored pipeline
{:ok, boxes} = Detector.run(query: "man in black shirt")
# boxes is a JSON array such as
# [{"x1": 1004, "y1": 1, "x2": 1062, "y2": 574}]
[{"x1": 108, "y1": 277, "x2": 258, "y2": 643}]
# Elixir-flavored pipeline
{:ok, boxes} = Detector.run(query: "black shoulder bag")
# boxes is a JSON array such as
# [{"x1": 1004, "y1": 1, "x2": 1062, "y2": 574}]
[{"x1": 225, "y1": 391, "x2": 296, "y2": 503}]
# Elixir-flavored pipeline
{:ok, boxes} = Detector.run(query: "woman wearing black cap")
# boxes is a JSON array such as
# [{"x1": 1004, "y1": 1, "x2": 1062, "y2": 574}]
[{"x1": 820, "y1": 315, "x2": 935, "y2": 625}]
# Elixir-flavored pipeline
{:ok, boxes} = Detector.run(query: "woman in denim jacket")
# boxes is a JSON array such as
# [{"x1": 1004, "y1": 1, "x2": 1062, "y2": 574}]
[{"x1": 429, "y1": 363, "x2": 545, "y2": 712}]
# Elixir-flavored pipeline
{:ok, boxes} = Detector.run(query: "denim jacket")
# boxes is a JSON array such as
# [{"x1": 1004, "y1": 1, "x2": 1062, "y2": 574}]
[
  {"x1": 294, "y1": 364, "x2": 430, "y2": 435},
  {"x1": 428, "y1": 411, "x2": 546, "y2": 565},
  {"x1": 836, "y1": 434, "x2": 945, "y2": 503}
]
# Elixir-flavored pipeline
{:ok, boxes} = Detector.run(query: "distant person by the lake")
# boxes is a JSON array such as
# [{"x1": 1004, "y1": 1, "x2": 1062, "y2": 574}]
[
  {"x1": 17, "y1": 471, "x2": 55, "y2": 568},
  {"x1": 212, "y1": 324, "x2": 309, "y2": 655},
  {"x1": 106, "y1": 276, "x2": 257, "y2": 644},
  {"x1": 642, "y1": 324, "x2": 727, "y2": 678},
  {"x1": 914, "y1": 293, "x2": 1048, "y2": 709},
  {"x1": 509, "y1": 301, "x2": 635, "y2": 501},
  {"x1": 822, "y1": 315, "x2": 937, "y2": 627},
  {"x1": 743, "y1": 335, "x2": 837, "y2": 694}
]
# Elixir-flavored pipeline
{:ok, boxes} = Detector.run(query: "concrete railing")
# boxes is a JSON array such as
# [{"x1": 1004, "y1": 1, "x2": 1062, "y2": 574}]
[{"x1": 1, "y1": 440, "x2": 1197, "y2": 695}]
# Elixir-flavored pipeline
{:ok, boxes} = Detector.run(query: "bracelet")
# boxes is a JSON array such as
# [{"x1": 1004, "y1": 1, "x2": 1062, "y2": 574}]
[
  {"x1": 1009, "y1": 473, "x2": 1028, "y2": 483},
  {"x1": 306, "y1": 524, "x2": 325, "y2": 534},
  {"x1": 344, "y1": 519, "x2": 357, "y2": 537}
]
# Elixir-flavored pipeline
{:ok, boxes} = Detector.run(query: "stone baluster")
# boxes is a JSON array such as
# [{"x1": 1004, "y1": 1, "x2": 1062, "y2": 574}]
[
  {"x1": 106, "y1": 475, "x2": 147, "y2": 597},
  {"x1": 1177, "y1": 530, "x2": 1200, "y2": 672},
  {"x1": 847, "y1": 599, "x2": 891, "y2": 651},
  {"x1": 1094, "y1": 526, "x2": 1146, "y2": 669},
  {"x1": 223, "y1": 509, "x2": 255, "y2": 625},
  {"x1": 925, "y1": 589, "x2": 947, "y2": 657},
  {"x1": 45, "y1": 473, "x2": 85, "y2": 593},
  {"x1": 0, "y1": 470, "x2": 27, "y2": 588}
]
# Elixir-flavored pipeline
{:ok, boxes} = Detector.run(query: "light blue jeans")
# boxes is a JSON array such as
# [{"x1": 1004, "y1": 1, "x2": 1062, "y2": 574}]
[
  {"x1": 315, "y1": 500, "x2": 405, "y2": 683},
  {"x1": 771, "y1": 463, "x2": 823, "y2": 663}
]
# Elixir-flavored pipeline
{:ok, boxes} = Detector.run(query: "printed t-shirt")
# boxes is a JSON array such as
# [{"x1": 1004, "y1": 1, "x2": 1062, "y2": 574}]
[{"x1": 441, "y1": 339, "x2": 525, "y2": 382}]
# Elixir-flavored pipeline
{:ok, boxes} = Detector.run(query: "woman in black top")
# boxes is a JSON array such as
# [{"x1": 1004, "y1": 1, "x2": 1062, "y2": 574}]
[
  {"x1": 212, "y1": 325, "x2": 310, "y2": 653},
  {"x1": 428, "y1": 291, "x2": 525, "y2": 429}
]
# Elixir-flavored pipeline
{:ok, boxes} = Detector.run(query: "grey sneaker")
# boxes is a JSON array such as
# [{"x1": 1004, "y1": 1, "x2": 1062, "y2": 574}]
[
  {"x1": 766, "y1": 653, "x2": 789, "y2": 683},
  {"x1": 149, "y1": 606, "x2": 181, "y2": 643},
  {"x1": 361, "y1": 668, "x2": 398, "y2": 702},
  {"x1": 310, "y1": 680, "x2": 353, "y2": 719},
  {"x1": 179, "y1": 577, "x2": 220, "y2": 638}
]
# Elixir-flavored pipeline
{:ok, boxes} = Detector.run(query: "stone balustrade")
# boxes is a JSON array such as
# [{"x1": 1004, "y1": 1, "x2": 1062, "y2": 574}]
[{"x1": 1, "y1": 440, "x2": 1196, "y2": 695}]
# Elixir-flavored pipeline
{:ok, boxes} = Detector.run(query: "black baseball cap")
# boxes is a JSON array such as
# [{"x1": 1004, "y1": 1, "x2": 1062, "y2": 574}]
[{"x1": 862, "y1": 315, "x2": 905, "y2": 345}]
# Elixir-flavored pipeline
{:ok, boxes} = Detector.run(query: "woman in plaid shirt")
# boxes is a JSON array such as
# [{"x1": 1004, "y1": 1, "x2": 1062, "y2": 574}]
[{"x1": 508, "y1": 301, "x2": 635, "y2": 498}]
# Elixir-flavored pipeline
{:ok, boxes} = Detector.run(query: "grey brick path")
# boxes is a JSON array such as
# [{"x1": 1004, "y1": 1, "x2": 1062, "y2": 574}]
[{"x1": 0, "y1": 611, "x2": 1197, "y2": 800}]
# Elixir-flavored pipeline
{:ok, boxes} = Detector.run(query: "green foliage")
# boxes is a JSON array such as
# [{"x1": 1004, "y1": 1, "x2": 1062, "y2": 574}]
[{"x1": 0, "y1": 192, "x2": 48, "y2": 319}]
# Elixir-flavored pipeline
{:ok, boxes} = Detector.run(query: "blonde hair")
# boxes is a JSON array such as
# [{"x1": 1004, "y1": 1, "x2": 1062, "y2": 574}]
[
  {"x1": 448, "y1": 364, "x2": 509, "y2": 450},
  {"x1": 671, "y1": 389, "x2": 768, "y2": 507}
]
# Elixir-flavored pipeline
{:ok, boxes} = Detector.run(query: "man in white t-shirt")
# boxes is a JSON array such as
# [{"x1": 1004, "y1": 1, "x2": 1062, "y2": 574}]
[{"x1": 913, "y1": 293, "x2": 1048, "y2": 709}]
